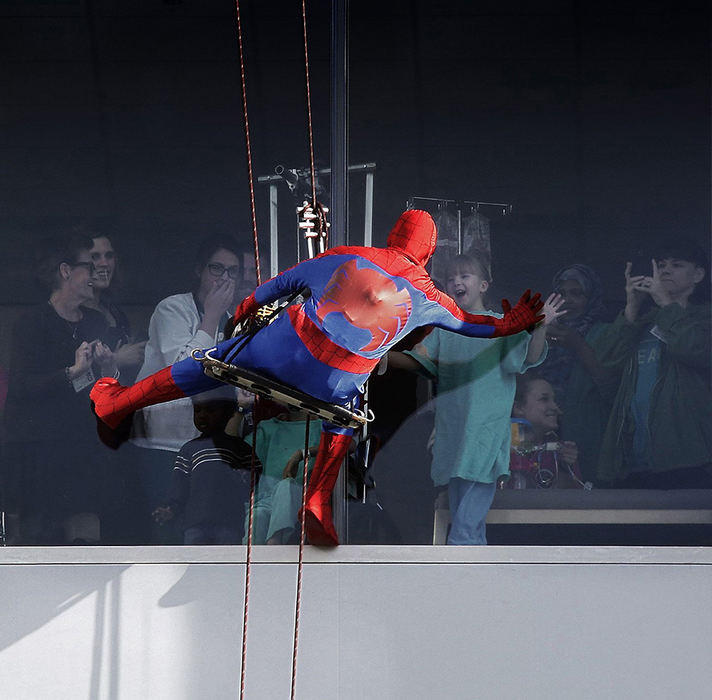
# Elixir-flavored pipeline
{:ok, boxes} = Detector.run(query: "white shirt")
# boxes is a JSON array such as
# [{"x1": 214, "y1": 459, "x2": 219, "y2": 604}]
[{"x1": 131, "y1": 292, "x2": 228, "y2": 452}]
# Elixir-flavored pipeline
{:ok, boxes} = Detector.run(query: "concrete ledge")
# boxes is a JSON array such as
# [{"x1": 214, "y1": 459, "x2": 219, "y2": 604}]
[
  {"x1": 487, "y1": 508, "x2": 712, "y2": 524},
  {"x1": 1, "y1": 544, "x2": 711, "y2": 565}
]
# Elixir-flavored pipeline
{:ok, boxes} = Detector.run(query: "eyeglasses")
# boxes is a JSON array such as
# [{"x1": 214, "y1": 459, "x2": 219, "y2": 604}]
[{"x1": 206, "y1": 263, "x2": 241, "y2": 280}]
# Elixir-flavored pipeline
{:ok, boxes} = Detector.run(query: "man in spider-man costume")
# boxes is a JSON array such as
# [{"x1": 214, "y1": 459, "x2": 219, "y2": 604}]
[{"x1": 91, "y1": 209, "x2": 544, "y2": 545}]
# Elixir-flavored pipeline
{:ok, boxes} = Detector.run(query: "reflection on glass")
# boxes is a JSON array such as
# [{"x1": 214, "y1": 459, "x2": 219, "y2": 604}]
[{"x1": 1, "y1": 2, "x2": 710, "y2": 547}]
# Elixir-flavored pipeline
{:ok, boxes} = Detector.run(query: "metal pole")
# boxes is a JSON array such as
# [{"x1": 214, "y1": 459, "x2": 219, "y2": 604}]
[
  {"x1": 296, "y1": 209, "x2": 302, "y2": 264},
  {"x1": 457, "y1": 206, "x2": 462, "y2": 255},
  {"x1": 364, "y1": 171, "x2": 374, "y2": 247},
  {"x1": 330, "y1": 0, "x2": 348, "y2": 247},
  {"x1": 331, "y1": 0, "x2": 348, "y2": 540},
  {"x1": 269, "y1": 183, "x2": 279, "y2": 277}
]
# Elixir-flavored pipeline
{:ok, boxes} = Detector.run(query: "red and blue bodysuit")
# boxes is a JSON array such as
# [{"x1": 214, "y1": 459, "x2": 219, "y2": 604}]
[{"x1": 91, "y1": 210, "x2": 543, "y2": 545}]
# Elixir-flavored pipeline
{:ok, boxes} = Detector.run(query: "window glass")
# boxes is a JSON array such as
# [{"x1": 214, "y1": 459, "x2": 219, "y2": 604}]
[
  {"x1": 0, "y1": 1, "x2": 331, "y2": 546},
  {"x1": 346, "y1": 1, "x2": 712, "y2": 546},
  {"x1": 1, "y1": 1, "x2": 709, "y2": 547}
]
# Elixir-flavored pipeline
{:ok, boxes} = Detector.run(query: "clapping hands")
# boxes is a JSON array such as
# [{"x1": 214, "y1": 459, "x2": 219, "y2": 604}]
[
  {"x1": 68, "y1": 340, "x2": 117, "y2": 381},
  {"x1": 92, "y1": 340, "x2": 118, "y2": 377}
]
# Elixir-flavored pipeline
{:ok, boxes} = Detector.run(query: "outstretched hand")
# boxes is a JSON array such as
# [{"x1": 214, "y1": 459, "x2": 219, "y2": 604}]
[
  {"x1": 540, "y1": 292, "x2": 566, "y2": 327},
  {"x1": 496, "y1": 290, "x2": 545, "y2": 336}
]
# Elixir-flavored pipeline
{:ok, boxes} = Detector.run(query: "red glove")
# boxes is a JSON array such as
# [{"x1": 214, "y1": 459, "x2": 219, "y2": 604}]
[
  {"x1": 232, "y1": 292, "x2": 260, "y2": 325},
  {"x1": 492, "y1": 290, "x2": 544, "y2": 337}
]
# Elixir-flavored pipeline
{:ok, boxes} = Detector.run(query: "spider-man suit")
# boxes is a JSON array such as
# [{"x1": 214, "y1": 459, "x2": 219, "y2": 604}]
[{"x1": 91, "y1": 209, "x2": 544, "y2": 545}]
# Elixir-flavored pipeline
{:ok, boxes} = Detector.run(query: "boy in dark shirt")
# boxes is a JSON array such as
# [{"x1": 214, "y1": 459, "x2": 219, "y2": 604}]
[{"x1": 152, "y1": 389, "x2": 259, "y2": 544}]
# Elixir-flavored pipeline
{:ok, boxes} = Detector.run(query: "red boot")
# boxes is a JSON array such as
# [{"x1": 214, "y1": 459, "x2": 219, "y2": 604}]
[
  {"x1": 302, "y1": 432, "x2": 353, "y2": 546},
  {"x1": 90, "y1": 367, "x2": 185, "y2": 448}
]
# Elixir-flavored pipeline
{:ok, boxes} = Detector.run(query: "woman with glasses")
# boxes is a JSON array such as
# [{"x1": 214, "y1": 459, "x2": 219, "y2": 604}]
[
  {"x1": 4, "y1": 233, "x2": 119, "y2": 543},
  {"x1": 129, "y1": 236, "x2": 244, "y2": 542}
]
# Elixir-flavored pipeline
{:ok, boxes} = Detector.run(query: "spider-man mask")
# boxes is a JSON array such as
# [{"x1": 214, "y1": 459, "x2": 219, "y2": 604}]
[{"x1": 386, "y1": 209, "x2": 437, "y2": 265}]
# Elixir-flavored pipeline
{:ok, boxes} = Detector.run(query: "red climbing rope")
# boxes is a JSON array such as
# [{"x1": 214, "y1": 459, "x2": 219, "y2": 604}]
[
  {"x1": 232, "y1": 2, "x2": 261, "y2": 699},
  {"x1": 231, "y1": 2, "x2": 325, "y2": 697},
  {"x1": 234, "y1": 0, "x2": 262, "y2": 287},
  {"x1": 291, "y1": 414, "x2": 311, "y2": 699}
]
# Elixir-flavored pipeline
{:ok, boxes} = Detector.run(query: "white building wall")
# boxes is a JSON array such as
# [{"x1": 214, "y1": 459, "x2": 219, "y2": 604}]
[{"x1": 1, "y1": 546, "x2": 710, "y2": 700}]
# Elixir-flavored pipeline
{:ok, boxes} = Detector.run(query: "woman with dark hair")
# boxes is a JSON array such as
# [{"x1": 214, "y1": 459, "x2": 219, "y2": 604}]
[
  {"x1": 540, "y1": 264, "x2": 619, "y2": 482},
  {"x1": 84, "y1": 234, "x2": 146, "y2": 379},
  {"x1": 542, "y1": 264, "x2": 606, "y2": 392},
  {"x1": 133, "y1": 236, "x2": 244, "y2": 452},
  {"x1": 386, "y1": 251, "x2": 559, "y2": 544},
  {"x1": 4, "y1": 234, "x2": 118, "y2": 543},
  {"x1": 129, "y1": 236, "x2": 244, "y2": 542}
]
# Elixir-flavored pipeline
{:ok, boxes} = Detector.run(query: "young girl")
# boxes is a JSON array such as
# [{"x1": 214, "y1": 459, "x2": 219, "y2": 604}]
[
  {"x1": 388, "y1": 252, "x2": 565, "y2": 544},
  {"x1": 508, "y1": 373, "x2": 585, "y2": 489}
]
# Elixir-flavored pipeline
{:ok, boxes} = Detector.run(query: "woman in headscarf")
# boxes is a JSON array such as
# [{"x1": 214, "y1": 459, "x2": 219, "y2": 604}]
[{"x1": 540, "y1": 264, "x2": 619, "y2": 482}]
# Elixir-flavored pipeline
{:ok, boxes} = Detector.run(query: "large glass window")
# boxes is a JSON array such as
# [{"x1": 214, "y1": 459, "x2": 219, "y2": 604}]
[
  {"x1": 1, "y1": 1, "x2": 709, "y2": 546},
  {"x1": 0, "y1": 1, "x2": 331, "y2": 546},
  {"x1": 346, "y1": 1, "x2": 712, "y2": 545}
]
